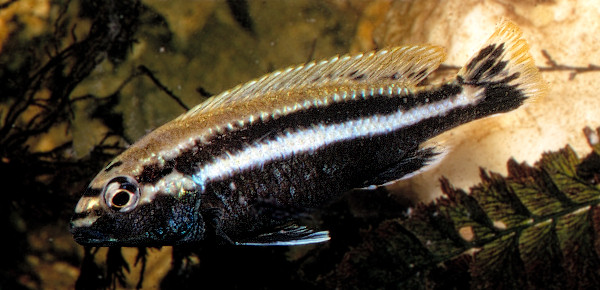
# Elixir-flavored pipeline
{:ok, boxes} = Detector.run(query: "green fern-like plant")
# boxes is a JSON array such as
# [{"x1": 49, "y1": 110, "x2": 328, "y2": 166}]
[{"x1": 324, "y1": 127, "x2": 600, "y2": 289}]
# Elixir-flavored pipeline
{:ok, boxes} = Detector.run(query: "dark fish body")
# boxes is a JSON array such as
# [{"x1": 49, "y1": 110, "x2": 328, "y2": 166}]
[{"x1": 71, "y1": 20, "x2": 546, "y2": 246}]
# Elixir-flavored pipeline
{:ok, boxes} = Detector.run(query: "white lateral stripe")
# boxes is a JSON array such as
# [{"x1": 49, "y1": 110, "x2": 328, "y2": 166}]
[
  {"x1": 193, "y1": 90, "x2": 478, "y2": 188},
  {"x1": 141, "y1": 171, "x2": 197, "y2": 203}
]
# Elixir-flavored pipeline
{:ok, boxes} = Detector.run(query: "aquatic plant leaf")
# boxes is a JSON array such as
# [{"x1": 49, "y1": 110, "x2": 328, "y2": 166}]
[
  {"x1": 401, "y1": 202, "x2": 465, "y2": 258},
  {"x1": 437, "y1": 178, "x2": 497, "y2": 243},
  {"x1": 470, "y1": 170, "x2": 531, "y2": 230},
  {"x1": 321, "y1": 127, "x2": 600, "y2": 289},
  {"x1": 471, "y1": 232, "x2": 526, "y2": 289},
  {"x1": 542, "y1": 147, "x2": 600, "y2": 204},
  {"x1": 506, "y1": 158, "x2": 568, "y2": 217},
  {"x1": 554, "y1": 205, "x2": 600, "y2": 287},
  {"x1": 517, "y1": 219, "x2": 566, "y2": 288}
]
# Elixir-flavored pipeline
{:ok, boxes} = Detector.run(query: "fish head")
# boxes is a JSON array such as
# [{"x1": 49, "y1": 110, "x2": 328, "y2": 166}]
[{"x1": 70, "y1": 150, "x2": 204, "y2": 247}]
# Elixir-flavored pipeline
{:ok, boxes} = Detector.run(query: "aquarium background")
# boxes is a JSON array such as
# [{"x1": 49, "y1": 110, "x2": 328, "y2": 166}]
[{"x1": 1, "y1": 0, "x2": 600, "y2": 289}]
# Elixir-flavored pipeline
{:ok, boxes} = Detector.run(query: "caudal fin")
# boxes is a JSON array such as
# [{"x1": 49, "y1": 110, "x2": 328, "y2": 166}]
[{"x1": 457, "y1": 19, "x2": 547, "y2": 114}]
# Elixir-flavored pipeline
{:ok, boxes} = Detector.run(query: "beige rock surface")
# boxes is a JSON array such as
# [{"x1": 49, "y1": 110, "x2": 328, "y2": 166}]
[{"x1": 350, "y1": 0, "x2": 600, "y2": 202}]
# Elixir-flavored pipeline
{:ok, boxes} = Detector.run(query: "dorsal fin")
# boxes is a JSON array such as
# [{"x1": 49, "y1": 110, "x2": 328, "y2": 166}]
[{"x1": 177, "y1": 45, "x2": 446, "y2": 120}]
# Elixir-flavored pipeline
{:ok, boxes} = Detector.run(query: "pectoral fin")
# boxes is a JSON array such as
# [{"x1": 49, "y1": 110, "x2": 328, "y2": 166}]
[{"x1": 235, "y1": 224, "x2": 330, "y2": 246}]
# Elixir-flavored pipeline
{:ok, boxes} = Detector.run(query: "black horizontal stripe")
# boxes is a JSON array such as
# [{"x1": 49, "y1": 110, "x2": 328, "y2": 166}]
[
  {"x1": 201, "y1": 93, "x2": 517, "y2": 237},
  {"x1": 207, "y1": 80, "x2": 522, "y2": 209},
  {"x1": 71, "y1": 210, "x2": 103, "y2": 220},
  {"x1": 138, "y1": 77, "x2": 524, "y2": 187},
  {"x1": 137, "y1": 75, "x2": 526, "y2": 240},
  {"x1": 140, "y1": 83, "x2": 464, "y2": 185},
  {"x1": 139, "y1": 161, "x2": 174, "y2": 184},
  {"x1": 167, "y1": 83, "x2": 463, "y2": 178},
  {"x1": 104, "y1": 160, "x2": 123, "y2": 172}
]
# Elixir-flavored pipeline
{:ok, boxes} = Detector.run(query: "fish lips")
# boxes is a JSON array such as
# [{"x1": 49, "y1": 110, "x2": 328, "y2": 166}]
[
  {"x1": 70, "y1": 219, "x2": 166, "y2": 247},
  {"x1": 71, "y1": 226, "x2": 116, "y2": 247}
]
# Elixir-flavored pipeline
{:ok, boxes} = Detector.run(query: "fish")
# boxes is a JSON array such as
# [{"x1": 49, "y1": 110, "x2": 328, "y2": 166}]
[{"x1": 70, "y1": 20, "x2": 546, "y2": 247}]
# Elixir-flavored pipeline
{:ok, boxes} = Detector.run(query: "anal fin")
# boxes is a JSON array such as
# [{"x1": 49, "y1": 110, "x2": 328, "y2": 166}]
[{"x1": 362, "y1": 145, "x2": 447, "y2": 187}]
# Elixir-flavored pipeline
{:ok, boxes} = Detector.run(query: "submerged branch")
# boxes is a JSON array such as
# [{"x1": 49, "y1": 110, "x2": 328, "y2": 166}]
[{"x1": 538, "y1": 49, "x2": 600, "y2": 80}]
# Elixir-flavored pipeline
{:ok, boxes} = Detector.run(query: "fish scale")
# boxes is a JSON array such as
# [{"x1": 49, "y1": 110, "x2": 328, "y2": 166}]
[{"x1": 71, "y1": 20, "x2": 546, "y2": 247}]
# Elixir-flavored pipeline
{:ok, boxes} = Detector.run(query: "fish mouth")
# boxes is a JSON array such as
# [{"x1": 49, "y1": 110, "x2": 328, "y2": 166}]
[
  {"x1": 71, "y1": 226, "x2": 143, "y2": 247},
  {"x1": 70, "y1": 226, "x2": 113, "y2": 246},
  {"x1": 69, "y1": 213, "x2": 107, "y2": 246},
  {"x1": 70, "y1": 215, "x2": 119, "y2": 246},
  {"x1": 70, "y1": 222, "x2": 171, "y2": 247}
]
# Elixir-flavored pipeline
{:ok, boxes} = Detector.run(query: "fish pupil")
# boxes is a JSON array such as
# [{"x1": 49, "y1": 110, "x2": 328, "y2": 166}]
[{"x1": 112, "y1": 190, "x2": 131, "y2": 207}]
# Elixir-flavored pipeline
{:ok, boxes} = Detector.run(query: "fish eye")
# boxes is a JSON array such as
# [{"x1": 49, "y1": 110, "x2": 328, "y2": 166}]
[{"x1": 104, "y1": 176, "x2": 140, "y2": 212}]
